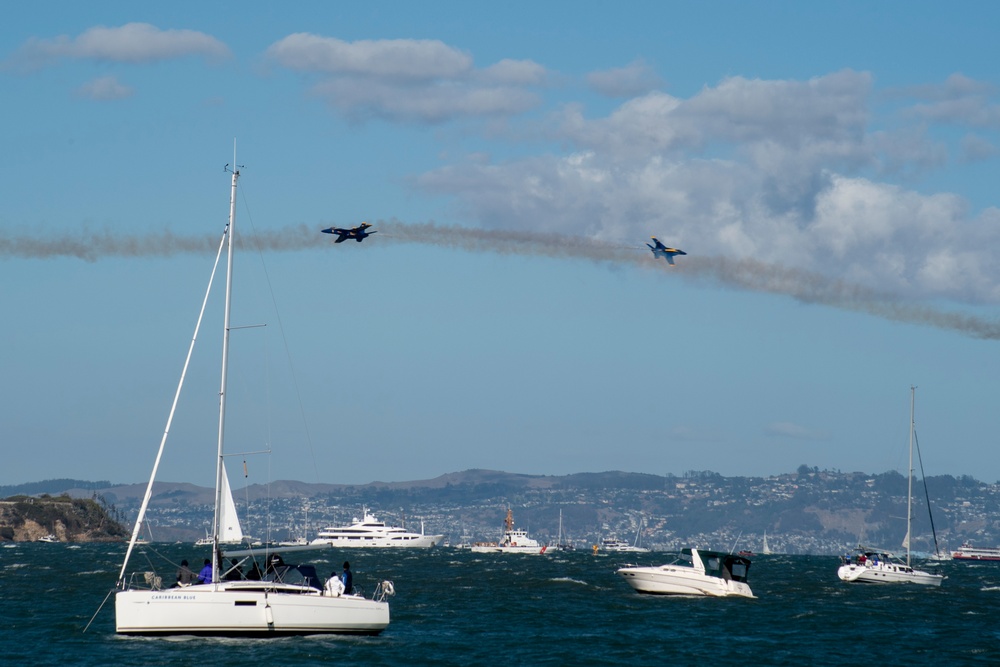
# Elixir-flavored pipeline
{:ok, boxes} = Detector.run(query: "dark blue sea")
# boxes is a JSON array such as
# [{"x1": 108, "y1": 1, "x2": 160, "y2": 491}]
[{"x1": 3, "y1": 543, "x2": 999, "y2": 665}]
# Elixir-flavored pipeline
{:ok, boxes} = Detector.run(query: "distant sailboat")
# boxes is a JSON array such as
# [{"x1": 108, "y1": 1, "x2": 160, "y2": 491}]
[
  {"x1": 194, "y1": 465, "x2": 243, "y2": 545},
  {"x1": 762, "y1": 531, "x2": 772, "y2": 555},
  {"x1": 837, "y1": 386, "x2": 944, "y2": 586}
]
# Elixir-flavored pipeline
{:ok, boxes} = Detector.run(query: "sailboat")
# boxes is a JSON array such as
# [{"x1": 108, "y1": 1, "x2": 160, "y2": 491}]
[
  {"x1": 551, "y1": 509, "x2": 574, "y2": 551},
  {"x1": 114, "y1": 161, "x2": 393, "y2": 635},
  {"x1": 195, "y1": 465, "x2": 244, "y2": 546},
  {"x1": 761, "y1": 531, "x2": 772, "y2": 555},
  {"x1": 837, "y1": 387, "x2": 944, "y2": 586}
]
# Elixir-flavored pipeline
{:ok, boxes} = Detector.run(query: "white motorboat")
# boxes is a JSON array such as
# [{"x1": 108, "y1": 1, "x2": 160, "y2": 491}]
[
  {"x1": 599, "y1": 538, "x2": 649, "y2": 553},
  {"x1": 470, "y1": 508, "x2": 548, "y2": 554},
  {"x1": 37, "y1": 534, "x2": 58, "y2": 543},
  {"x1": 114, "y1": 160, "x2": 393, "y2": 636},
  {"x1": 837, "y1": 387, "x2": 944, "y2": 587},
  {"x1": 617, "y1": 548, "x2": 754, "y2": 598},
  {"x1": 310, "y1": 508, "x2": 443, "y2": 548}
]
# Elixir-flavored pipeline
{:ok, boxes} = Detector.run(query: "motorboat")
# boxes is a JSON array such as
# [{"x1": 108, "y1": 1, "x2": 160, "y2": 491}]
[
  {"x1": 836, "y1": 387, "x2": 944, "y2": 587},
  {"x1": 310, "y1": 508, "x2": 444, "y2": 548},
  {"x1": 599, "y1": 538, "x2": 649, "y2": 553},
  {"x1": 113, "y1": 160, "x2": 394, "y2": 636},
  {"x1": 617, "y1": 548, "x2": 754, "y2": 598},
  {"x1": 470, "y1": 508, "x2": 548, "y2": 554},
  {"x1": 37, "y1": 534, "x2": 58, "y2": 543}
]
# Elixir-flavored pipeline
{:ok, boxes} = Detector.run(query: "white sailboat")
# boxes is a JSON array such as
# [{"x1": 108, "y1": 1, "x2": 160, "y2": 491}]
[
  {"x1": 196, "y1": 465, "x2": 244, "y2": 545},
  {"x1": 761, "y1": 531, "x2": 772, "y2": 555},
  {"x1": 837, "y1": 387, "x2": 944, "y2": 587},
  {"x1": 114, "y1": 161, "x2": 393, "y2": 635}
]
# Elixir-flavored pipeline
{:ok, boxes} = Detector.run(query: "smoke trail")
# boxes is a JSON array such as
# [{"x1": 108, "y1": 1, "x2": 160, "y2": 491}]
[{"x1": 3, "y1": 219, "x2": 999, "y2": 340}]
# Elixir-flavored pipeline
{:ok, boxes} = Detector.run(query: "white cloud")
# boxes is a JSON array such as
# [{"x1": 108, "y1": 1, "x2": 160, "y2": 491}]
[
  {"x1": 897, "y1": 73, "x2": 1000, "y2": 129},
  {"x1": 960, "y1": 133, "x2": 998, "y2": 162},
  {"x1": 266, "y1": 34, "x2": 471, "y2": 81},
  {"x1": 587, "y1": 59, "x2": 664, "y2": 98},
  {"x1": 74, "y1": 75, "x2": 133, "y2": 100},
  {"x1": 267, "y1": 33, "x2": 548, "y2": 124},
  {"x1": 415, "y1": 69, "x2": 1000, "y2": 303},
  {"x1": 6, "y1": 23, "x2": 230, "y2": 70}
]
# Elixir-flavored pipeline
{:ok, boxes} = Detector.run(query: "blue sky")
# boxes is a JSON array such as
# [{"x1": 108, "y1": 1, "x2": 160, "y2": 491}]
[{"x1": 2, "y1": 2, "x2": 999, "y2": 488}]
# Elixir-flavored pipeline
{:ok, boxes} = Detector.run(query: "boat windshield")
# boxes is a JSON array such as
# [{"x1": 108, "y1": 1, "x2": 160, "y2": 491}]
[{"x1": 265, "y1": 564, "x2": 323, "y2": 589}]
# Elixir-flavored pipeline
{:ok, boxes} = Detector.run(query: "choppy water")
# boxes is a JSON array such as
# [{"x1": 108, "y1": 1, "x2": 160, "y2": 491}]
[{"x1": 3, "y1": 543, "x2": 999, "y2": 665}]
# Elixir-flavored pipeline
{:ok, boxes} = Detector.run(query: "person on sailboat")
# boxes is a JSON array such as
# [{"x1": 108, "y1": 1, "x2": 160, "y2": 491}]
[
  {"x1": 175, "y1": 560, "x2": 195, "y2": 586},
  {"x1": 325, "y1": 572, "x2": 345, "y2": 597},
  {"x1": 341, "y1": 561, "x2": 353, "y2": 595},
  {"x1": 223, "y1": 558, "x2": 242, "y2": 581},
  {"x1": 197, "y1": 559, "x2": 212, "y2": 584}
]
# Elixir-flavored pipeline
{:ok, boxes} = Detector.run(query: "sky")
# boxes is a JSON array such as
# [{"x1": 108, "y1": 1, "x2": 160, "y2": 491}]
[{"x1": 2, "y1": 2, "x2": 1000, "y2": 489}]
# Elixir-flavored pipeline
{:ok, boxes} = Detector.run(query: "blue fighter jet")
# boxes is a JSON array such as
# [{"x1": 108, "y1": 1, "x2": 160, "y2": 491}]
[
  {"x1": 646, "y1": 237, "x2": 687, "y2": 266},
  {"x1": 322, "y1": 222, "x2": 376, "y2": 243}
]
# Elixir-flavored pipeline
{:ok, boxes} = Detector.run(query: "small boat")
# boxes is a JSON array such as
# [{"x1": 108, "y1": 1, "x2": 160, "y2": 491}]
[
  {"x1": 37, "y1": 534, "x2": 58, "y2": 543},
  {"x1": 837, "y1": 387, "x2": 944, "y2": 587},
  {"x1": 310, "y1": 508, "x2": 443, "y2": 548},
  {"x1": 617, "y1": 548, "x2": 754, "y2": 598},
  {"x1": 598, "y1": 518, "x2": 649, "y2": 553},
  {"x1": 761, "y1": 531, "x2": 772, "y2": 555},
  {"x1": 551, "y1": 509, "x2": 574, "y2": 551},
  {"x1": 113, "y1": 161, "x2": 393, "y2": 636},
  {"x1": 838, "y1": 546, "x2": 943, "y2": 586},
  {"x1": 951, "y1": 543, "x2": 1000, "y2": 561},
  {"x1": 470, "y1": 508, "x2": 548, "y2": 554}
]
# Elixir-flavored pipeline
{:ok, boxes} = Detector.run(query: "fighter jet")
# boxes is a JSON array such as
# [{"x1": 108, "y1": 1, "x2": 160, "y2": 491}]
[
  {"x1": 646, "y1": 237, "x2": 686, "y2": 266},
  {"x1": 322, "y1": 222, "x2": 376, "y2": 243}
]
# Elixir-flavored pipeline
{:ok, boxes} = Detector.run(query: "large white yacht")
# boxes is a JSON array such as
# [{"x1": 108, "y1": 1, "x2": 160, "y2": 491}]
[
  {"x1": 310, "y1": 508, "x2": 444, "y2": 548},
  {"x1": 617, "y1": 548, "x2": 754, "y2": 598},
  {"x1": 470, "y1": 508, "x2": 548, "y2": 554}
]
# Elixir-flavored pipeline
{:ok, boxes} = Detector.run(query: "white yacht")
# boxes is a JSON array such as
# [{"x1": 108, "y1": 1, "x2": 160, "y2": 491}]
[
  {"x1": 836, "y1": 388, "x2": 944, "y2": 587},
  {"x1": 310, "y1": 508, "x2": 443, "y2": 548},
  {"x1": 470, "y1": 508, "x2": 548, "y2": 554},
  {"x1": 838, "y1": 546, "x2": 944, "y2": 586},
  {"x1": 952, "y1": 543, "x2": 1000, "y2": 561},
  {"x1": 114, "y1": 161, "x2": 393, "y2": 636},
  {"x1": 617, "y1": 548, "x2": 754, "y2": 598}
]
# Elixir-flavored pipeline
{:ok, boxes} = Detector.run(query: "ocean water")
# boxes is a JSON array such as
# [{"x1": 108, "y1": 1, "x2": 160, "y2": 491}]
[{"x1": 3, "y1": 543, "x2": 999, "y2": 666}]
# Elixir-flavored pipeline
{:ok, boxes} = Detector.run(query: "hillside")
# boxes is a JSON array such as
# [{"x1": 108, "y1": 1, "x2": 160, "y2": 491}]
[{"x1": 0, "y1": 494, "x2": 130, "y2": 542}]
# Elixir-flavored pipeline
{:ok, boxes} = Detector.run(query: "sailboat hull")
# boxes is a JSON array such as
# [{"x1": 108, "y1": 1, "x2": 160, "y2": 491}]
[
  {"x1": 836, "y1": 562, "x2": 943, "y2": 586},
  {"x1": 115, "y1": 584, "x2": 389, "y2": 636}
]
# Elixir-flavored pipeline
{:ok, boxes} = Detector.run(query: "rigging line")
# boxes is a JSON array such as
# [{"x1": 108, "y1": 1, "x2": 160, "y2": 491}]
[
  {"x1": 83, "y1": 588, "x2": 116, "y2": 634},
  {"x1": 116, "y1": 223, "x2": 229, "y2": 588},
  {"x1": 237, "y1": 181, "x2": 322, "y2": 485},
  {"x1": 913, "y1": 428, "x2": 942, "y2": 557}
]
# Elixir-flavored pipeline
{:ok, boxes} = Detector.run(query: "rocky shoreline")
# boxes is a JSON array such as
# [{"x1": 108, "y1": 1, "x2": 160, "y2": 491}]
[{"x1": 0, "y1": 495, "x2": 129, "y2": 542}]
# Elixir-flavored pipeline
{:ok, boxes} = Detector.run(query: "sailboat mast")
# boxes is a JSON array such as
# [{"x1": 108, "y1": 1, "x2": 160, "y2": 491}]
[
  {"x1": 907, "y1": 385, "x2": 915, "y2": 568},
  {"x1": 212, "y1": 166, "x2": 239, "y2": 583}
]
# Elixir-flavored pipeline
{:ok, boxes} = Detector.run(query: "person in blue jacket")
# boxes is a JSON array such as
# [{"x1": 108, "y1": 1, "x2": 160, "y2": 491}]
[
  {"x1": 197, "y1": 558, "x2": 213, "y2": 584},
  {"x1": 341, "y1": 561, "x2": 353, "y2": 594}
]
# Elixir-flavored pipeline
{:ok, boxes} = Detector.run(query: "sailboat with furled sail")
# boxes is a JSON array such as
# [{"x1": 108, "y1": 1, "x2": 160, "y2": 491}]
[
  {"x1": 113, "y1": 159, "x2": 393, "y2": 635},
  {"x1": 837, "y1": 386, "x2": 943, "y2": 587}
]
